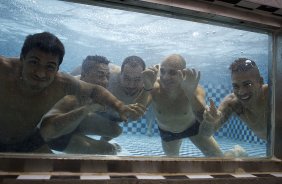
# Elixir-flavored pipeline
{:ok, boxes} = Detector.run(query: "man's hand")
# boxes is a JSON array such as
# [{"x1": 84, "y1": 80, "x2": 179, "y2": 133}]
[
  {"x1": 178, "y1": 68, "x2": 200, "y2": 97},
  {"x1": 118, "y1": 103, "x2": 146, "y2": 122},
  {"x1": 142, "y1": 65, "x2": 159, "y2": 90},
  {"x1": 200, "y1": 98, "x2": 222, "y2": 137}
]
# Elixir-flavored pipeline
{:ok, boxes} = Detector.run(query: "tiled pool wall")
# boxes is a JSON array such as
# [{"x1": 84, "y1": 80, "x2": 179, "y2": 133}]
[{"x1": 121, "y1": 83, "x2": 266, "y2": 145}]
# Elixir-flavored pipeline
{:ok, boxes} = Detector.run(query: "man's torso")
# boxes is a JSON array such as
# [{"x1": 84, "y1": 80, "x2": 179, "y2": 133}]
[
  {"x1": 151, "y1": 83, "x2": 196, "y2": 133},
  {"x1": 0, "y1": 57, "x2": 74, "y2": 144}
]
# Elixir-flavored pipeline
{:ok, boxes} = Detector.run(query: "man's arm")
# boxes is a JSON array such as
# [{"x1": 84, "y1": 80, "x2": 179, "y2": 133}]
[
  {"x1": 78, "y1": 79, "x2": 148, "y2": 122},
  {"x1": 178, "y1": 68, "x2": 206, "y2": 122},
  {"x1": 39, "y1": 95, "x2": 102, "y2": 141},
  {"x1": 191, "y1": 85, "x2": 206, "y2": 122},
  {"x1": 200, "y1": 94, "x2": 236, "y2": 136},
  {"x1": 134, "y1": 65, "x2": 159, "y2": 106},
  {"x1": 216, "y1": 94, "x2": 237, "y2": 129}
]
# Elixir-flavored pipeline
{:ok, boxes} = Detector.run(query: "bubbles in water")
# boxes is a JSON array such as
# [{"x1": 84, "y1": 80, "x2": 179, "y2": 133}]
[{"x1": 192, "y1": 31, "x2": 199, "y2": 37}]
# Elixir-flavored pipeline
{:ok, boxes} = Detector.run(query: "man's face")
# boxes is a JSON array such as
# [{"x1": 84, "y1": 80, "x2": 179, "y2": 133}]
[
  {"x1": 231, "y1": 70, "x2": 262, "y2": 106},
  {"x1": 120, "y1": 64, "x2": 143, "y2": 96},
  {"x1": 160, "y1": 60, "x2": 182, "y2": 90},
  {"x1": 82, "y1": 63, "x2": 110, "y2": 88},
  {"x1": 21, "y1": 48, "x2": 59, "y2": 92}
]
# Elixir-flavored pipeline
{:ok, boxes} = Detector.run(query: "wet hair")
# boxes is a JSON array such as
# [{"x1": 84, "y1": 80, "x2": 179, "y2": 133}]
[
  {"x1": 229, "y1": 58, "x2": 259, "y2": 72},
  {"x1": 230, "y1": 58, "x2": 262, "y2": 81},
  {"x1": 81, "y1": 55, "x2": 110, "y2": 74},
  {"x1": 20, "y1": 32, "x2": 65, "y2": 65},
  {"x1": 121, "y1": 55, "x2": 146, "y2": 73}
]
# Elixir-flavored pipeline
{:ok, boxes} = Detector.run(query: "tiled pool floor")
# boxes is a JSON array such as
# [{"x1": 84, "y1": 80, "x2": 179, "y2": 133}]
[{"x1": 108, "y1": 134, "x2": 267, "y2": 157}]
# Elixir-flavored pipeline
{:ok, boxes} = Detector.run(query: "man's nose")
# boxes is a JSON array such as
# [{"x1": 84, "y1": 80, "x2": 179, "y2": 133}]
[
  {"x1": 238, "y1": 87, "x2": 247, "y2": 95},
  {"x1": 128, "y1": 80, "x2": 138, "y2": 88},
  {"x1": 34, "y1": 67, "x2": 47, "y2": 79},
  {"x1": 162, "y1": 73, "x2": 169, "y2": 80}
]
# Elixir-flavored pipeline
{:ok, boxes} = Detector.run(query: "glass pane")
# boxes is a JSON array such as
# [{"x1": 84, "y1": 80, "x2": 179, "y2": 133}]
[{"x1": 0, "y1": 0, "x2": 269, "y2": 158}]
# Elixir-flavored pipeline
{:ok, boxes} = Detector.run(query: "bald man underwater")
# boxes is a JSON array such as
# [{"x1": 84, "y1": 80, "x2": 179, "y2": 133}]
[{"x1": 141, "y1": 54, "x2": 223, "y2": 156}]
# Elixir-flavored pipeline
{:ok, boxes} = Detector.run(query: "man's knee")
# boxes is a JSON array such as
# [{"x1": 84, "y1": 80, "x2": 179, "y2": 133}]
[{"x1": 111, "y1": 125, "x2": 123, "y2": 138}]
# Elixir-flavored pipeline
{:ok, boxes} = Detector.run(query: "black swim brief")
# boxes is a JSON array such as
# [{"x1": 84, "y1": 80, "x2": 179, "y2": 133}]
[
  {"x1": 158, "y1": 121, "x2": 200, "y2": 142},
  {"x1": 47, "y1": 111, "x2": 123, "y2": 152},
  {"x1": 0, "y1": 129, "x2": 46, "y2": 152},
  {"x1": 47, "y1": 132, "x2": 74, "y2": 152}
]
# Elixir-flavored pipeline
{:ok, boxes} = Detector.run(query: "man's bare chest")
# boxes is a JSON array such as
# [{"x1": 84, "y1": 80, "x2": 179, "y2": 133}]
[
  {"x1": 239, "y1": 108, "x2": 267, "y2": 130},
  {"x1": 153, "y1": 96, "x2": 191, "y2": 116}
]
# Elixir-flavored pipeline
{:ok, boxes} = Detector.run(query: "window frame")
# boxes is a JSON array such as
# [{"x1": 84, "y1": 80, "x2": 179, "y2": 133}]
[{"x1": 0, "y1": 0, "x2": 282, "y2": 174}]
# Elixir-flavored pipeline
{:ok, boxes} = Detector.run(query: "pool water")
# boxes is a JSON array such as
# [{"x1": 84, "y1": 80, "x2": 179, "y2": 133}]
[
  {"x1": 0, "y1": 0, "x2": 269, "y2": 158},
  {"x1": 110, "y1": 134, "x2": 266, "y2": 157}
]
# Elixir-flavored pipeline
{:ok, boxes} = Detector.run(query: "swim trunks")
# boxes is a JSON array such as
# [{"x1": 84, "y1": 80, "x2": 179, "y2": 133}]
[
  {"x1": 0, "y1": 129, "x2": 45, "y2": 152},
  {"x1": 158, "y1": 121, "x2": 200, "y2": 142},
  {"x1": 47, "y1": 132, "x2": 74, "y2": 152},
  {"x1": 47, "y1": 111, "x2": 123, "y2": 152}
]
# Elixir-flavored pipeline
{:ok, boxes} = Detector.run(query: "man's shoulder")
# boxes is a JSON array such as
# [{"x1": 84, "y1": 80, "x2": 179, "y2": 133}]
[
  {"x1": 223, "y1": 93, "x2": 237, "y2": 101},
  {"x1": 0, "y1": 56, "x2": 19, "y2": 67},
  {"x1": 109, "y1": 63, "x2": 121, "y2": 74},
  {"x1": 221, "y1": 93, "x2": 240, "y2": 107},
  {"x1": 55, "y1": 71, "x2": 75, "y2": 82},
  {"x1": 108, "y1": 69, "x2": 121, "y2": 91},
  {"x1": 218, "y1": 93, "x2": 243, "y2": 115},
  {"x1": 196, "y1": 84, "x2": 205, "y2": 95},
  {"x1": 0, "y1": 56, "x2": 21, "y2": 76},
  {"x1": 53, "y1": 71, "x2": 81, "y2": 91}
]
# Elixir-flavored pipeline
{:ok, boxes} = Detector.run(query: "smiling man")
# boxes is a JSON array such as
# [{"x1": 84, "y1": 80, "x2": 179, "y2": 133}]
[
  {"x1": 108, "y1": 56, "x2": 146, "y2": 104},
  {"x1": 0, "y1": 32, "x2": 140, "y2": 153},
  {"x1": 202, "y1": 58, "x2": 268, "y2": 140},
  {"x1": 96, "y1": 56, "x2": 148, "y2": 141}
]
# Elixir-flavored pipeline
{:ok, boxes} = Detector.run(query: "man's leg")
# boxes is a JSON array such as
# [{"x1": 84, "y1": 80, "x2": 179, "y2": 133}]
[
  {"x1": 145, "y1": 106, "x2": 155, "y2": 137},
  {"x1": 64, "y1": 134, "x2": 119, "y2": 155},
  {"x1": 161, "y1": 139, "x2": 182, "y2": 156},
  {"x1": 79, "y1": 115, "x2": 123, "y2": 141},
  {"x1": 190, "y1": 134, "x2": 223, "y2": 157}
]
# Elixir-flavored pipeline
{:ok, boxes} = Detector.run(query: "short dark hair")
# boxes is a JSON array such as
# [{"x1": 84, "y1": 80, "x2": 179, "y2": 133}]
[
  {"x1": 20, "y1": 32, "x2": 65, "y2": 65},
  {"x1": 82, "y1": 55, "x2": 110, "y2": 74},
  {"x1": 121, "y1": 56, "x2": 146, "y2": 72},
  {"x1": 229, "y1": 58, "x2": 258, "y2": 73}
]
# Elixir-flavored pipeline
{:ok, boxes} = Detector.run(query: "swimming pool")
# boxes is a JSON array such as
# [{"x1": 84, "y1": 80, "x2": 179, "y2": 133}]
[{"x1": 0, "y1": 0, "x2": 269, "y2": 157}]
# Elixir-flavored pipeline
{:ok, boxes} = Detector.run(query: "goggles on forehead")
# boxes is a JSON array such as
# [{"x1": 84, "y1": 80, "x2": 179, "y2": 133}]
[{"x1": 230, "y1": 59, "x2": 257, "y2": 72}]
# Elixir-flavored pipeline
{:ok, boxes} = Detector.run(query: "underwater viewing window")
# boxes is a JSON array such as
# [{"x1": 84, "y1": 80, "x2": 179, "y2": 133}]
[{"x1": 0, "y1": 0, "x2": 282, "y2": 175}]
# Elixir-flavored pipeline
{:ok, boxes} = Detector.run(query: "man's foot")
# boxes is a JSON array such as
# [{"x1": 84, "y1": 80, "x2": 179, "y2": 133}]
[
  {"x1": 112, "y1": 143, "x2": 122, "y2": 153},
  {"x1": 224, "y1": 145, "x2": 248, "y2": 158}
]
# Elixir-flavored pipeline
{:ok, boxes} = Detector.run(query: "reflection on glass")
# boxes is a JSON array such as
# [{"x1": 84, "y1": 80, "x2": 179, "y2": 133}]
[{"x1": 0, "y1": 0, "x2": 269, "y2": 157}]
